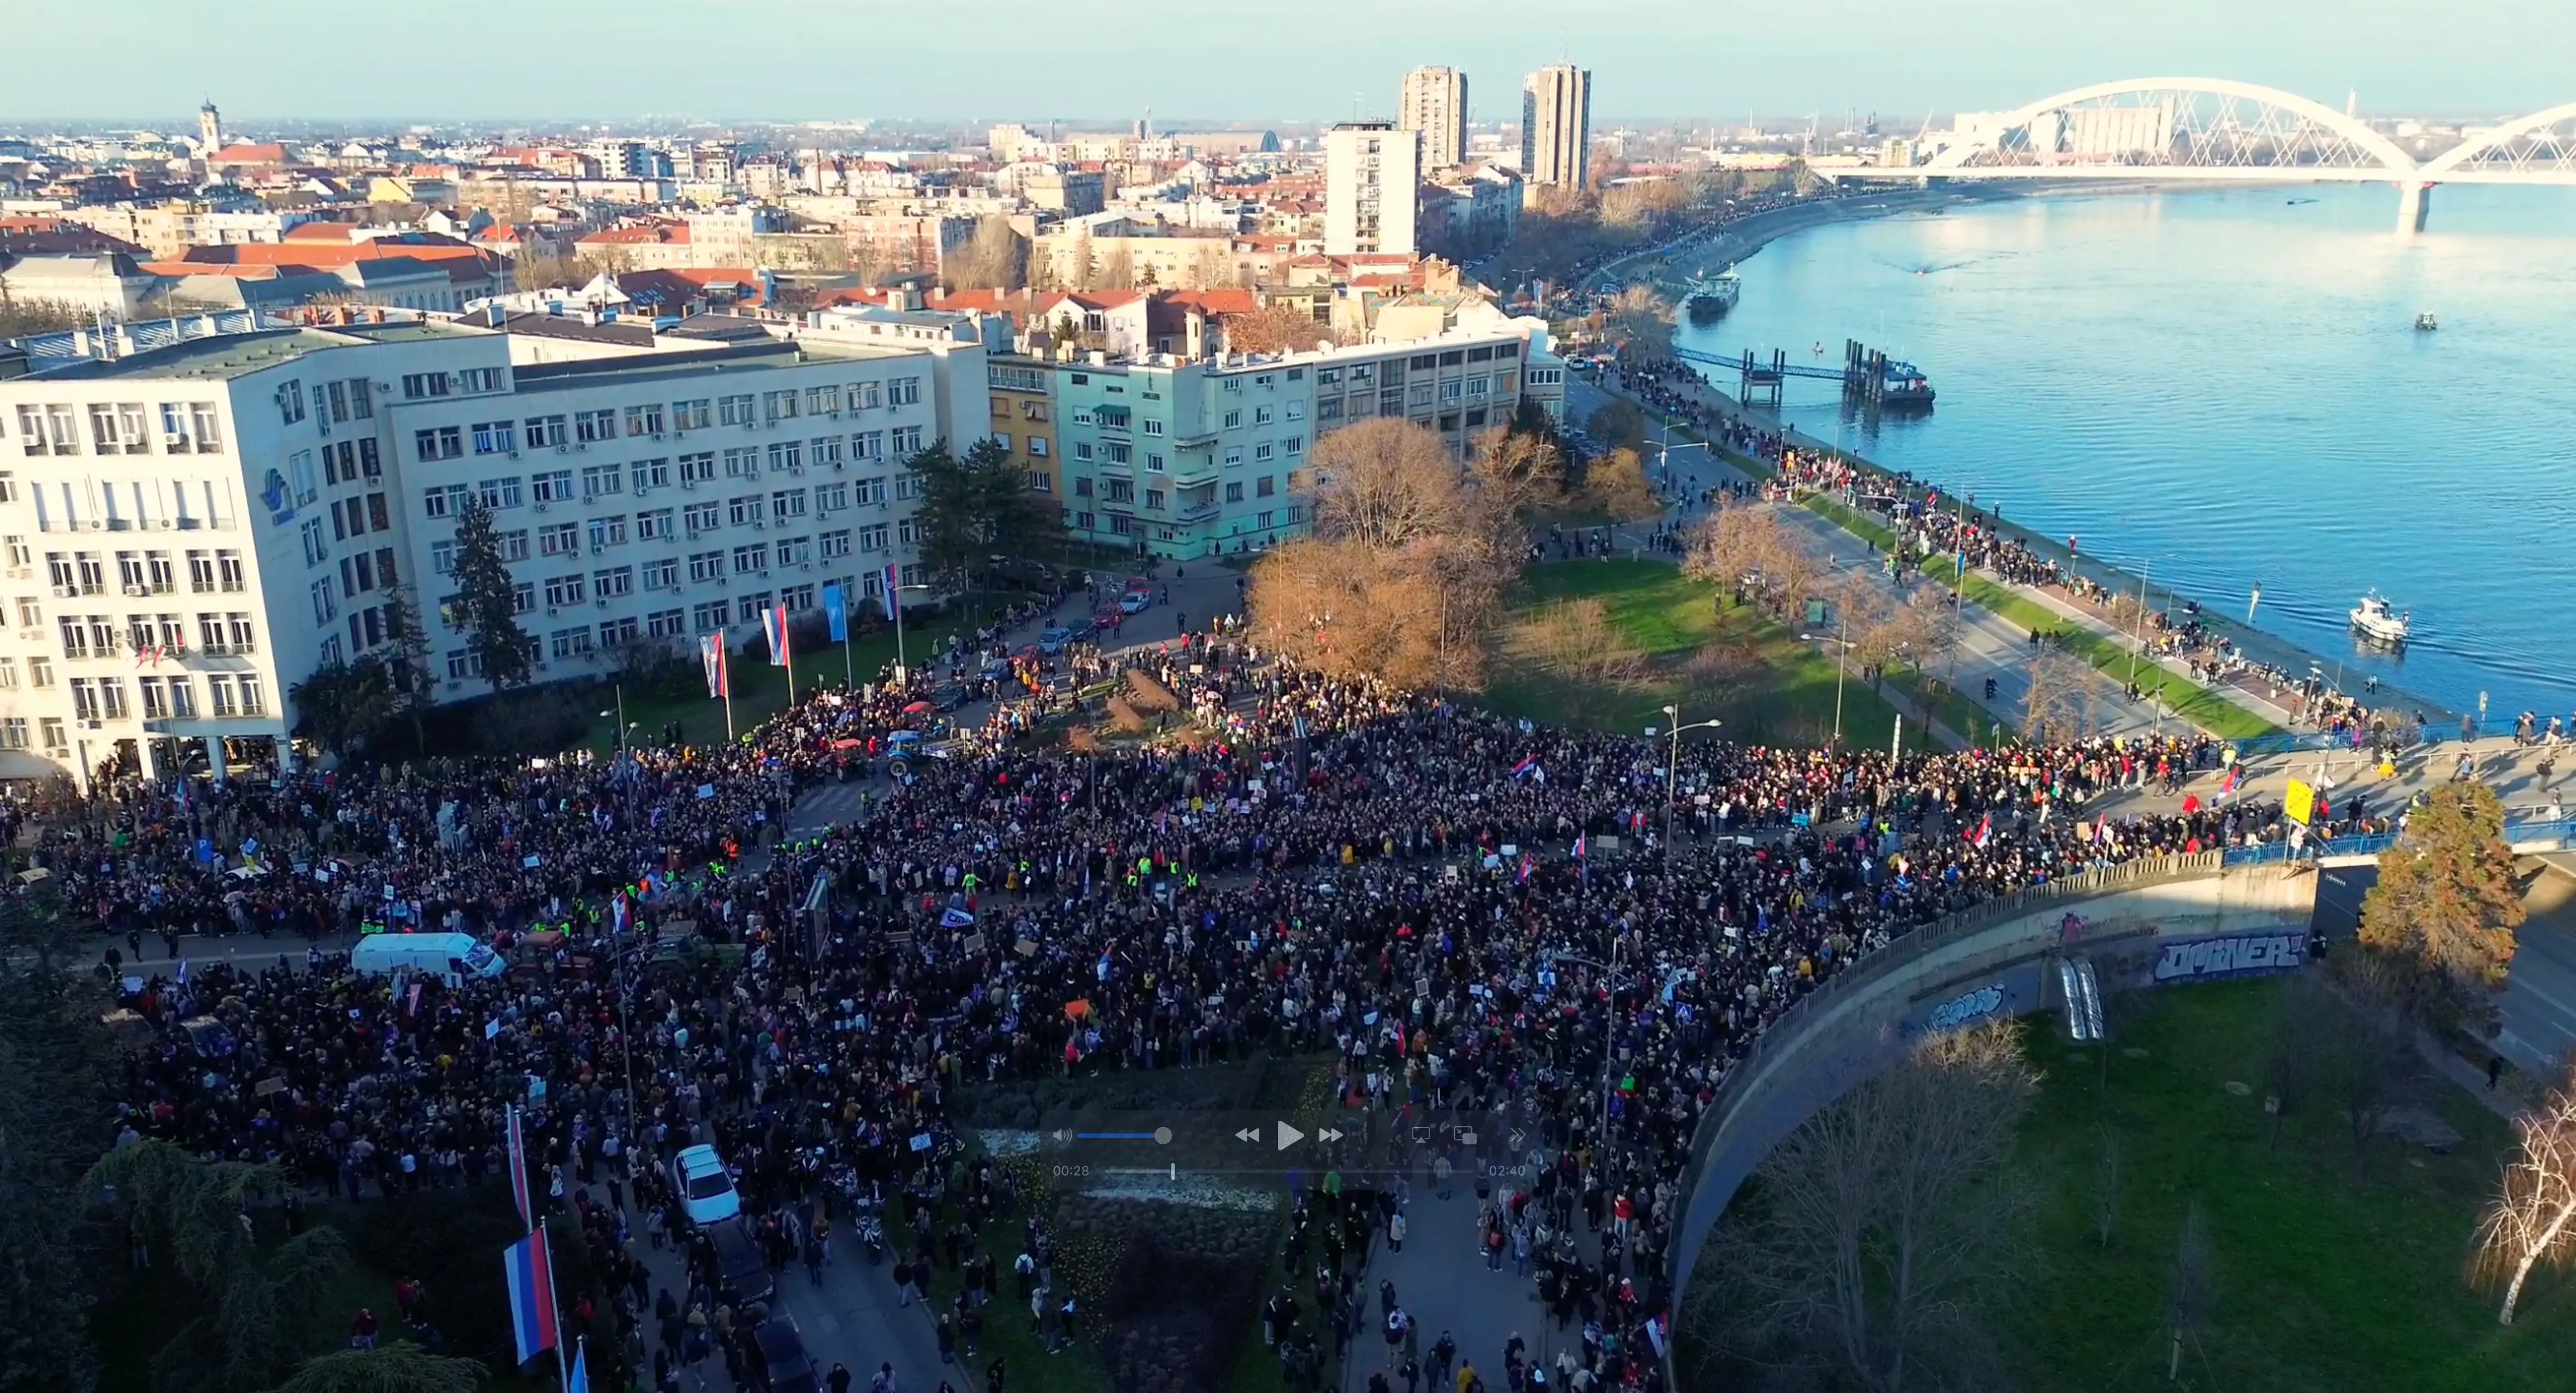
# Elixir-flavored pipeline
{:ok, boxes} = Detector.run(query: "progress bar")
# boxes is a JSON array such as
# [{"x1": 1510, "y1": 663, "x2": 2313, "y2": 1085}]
[{"x1": 1074, "y1": 1128, "x2": 1174, "y2": 1143}]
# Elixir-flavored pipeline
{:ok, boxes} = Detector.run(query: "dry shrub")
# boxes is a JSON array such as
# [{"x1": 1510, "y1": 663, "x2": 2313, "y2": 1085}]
[
  {"x1": 1105, "y1": 697, "x2": 1147, "y2": 734},
  {"x1": 1124, "y1": 670, "x2": 1180, "y2": 714}
]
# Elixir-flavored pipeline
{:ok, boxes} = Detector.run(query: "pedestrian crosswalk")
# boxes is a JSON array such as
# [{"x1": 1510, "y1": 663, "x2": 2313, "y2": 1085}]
[{"x1": 786, "y1": 779, "x2": 875, "y2": 836}]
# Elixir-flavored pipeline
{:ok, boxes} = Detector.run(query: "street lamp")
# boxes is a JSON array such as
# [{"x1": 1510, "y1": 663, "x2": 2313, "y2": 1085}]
[
  {"x1": 598, "y1": 683, "x2": 636, "y2": 754},
  {"x1": 889, "y1": 581, "x2": 935, "y2": 684},
  {"x1": 1660, "y1": 704, "x2": 1723, "y2": 869}
]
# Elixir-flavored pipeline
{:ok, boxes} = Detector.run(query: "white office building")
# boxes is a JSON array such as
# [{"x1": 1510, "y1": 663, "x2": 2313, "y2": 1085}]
[
  {"x1": 0, "y1": 308, "x2": 987, "y2": 787},
  {"x1": 1323, "y1": 121, "x2": 1421, "y2": 258}
]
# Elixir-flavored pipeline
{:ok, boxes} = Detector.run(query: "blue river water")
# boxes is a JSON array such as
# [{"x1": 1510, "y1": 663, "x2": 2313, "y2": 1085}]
[{"x1": 1670, "y1": 183, "x2": 2576, "y2": 722}]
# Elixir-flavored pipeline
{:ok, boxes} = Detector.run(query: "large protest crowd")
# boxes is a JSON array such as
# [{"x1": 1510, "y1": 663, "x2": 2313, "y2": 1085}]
[{"x1": 55, "y1": 604, "x2": 2390, "y2": 1393}]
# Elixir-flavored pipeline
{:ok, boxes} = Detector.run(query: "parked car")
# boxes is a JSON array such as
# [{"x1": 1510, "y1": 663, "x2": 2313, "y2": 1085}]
[
  {"x1": 1038, "y1": 625, "x2": 1078, "y2": 655},
  {"x1": 669, "y1": 1144, "x2": 740, "y2": 1226},
  {"x1": 1118, "y1": 591, "x2": 1153, "y2": 615},
  {"x1": 930, "y1": 684, "x2": 970, "y2": 712},
  {"x1": 1122, "y1": 575, "x2": 1156, "y2": 595},
  {"x1": 704, "y1": 1216, "x2": 773, "y2": 1306},
  {"x1": 751, "y1": 1319, "x2": 818, "y2": 1393},
  {"x1": 1090, "y1": 607, "x2": 1122, "y2": 633}
]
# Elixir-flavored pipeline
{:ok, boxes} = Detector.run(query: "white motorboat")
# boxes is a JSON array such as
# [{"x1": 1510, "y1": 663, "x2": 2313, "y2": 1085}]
[{"x1": 2350, "y1": 592, "x2": 2410, "y2": 645}]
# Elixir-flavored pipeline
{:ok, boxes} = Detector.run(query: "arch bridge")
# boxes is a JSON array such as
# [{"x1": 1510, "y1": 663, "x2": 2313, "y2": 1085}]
[{"x1": 1828, "y1": 78, "x2": 2576, "y2": 230}]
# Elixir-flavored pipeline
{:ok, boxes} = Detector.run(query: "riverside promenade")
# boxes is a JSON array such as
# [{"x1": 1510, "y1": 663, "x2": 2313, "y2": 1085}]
[{"x1": 1570, "y1": 358, "x2": 2472, "y2": 745}]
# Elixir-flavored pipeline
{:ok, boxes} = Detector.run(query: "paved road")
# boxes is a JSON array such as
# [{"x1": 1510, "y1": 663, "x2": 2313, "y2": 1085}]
[
  {"x1": 1565, "y1": 374, "x2": 2171, "y2": 745},
  {"x1": 629, "y1": 1209, "x2": 953, "y2": 1393}
]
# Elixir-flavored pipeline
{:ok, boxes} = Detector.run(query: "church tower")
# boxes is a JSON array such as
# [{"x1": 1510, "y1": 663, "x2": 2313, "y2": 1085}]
[{"x1": 197, "y1": 100, "x2": 223, "y2": 155}]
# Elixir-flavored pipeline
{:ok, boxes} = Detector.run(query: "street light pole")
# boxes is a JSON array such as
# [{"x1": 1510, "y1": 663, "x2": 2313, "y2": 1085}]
[
  {"x1": 1832, "y1": 600, "x2": 1849, "y2": 745},
  {"x1": 1660, "y1": 706, "x2": 1722, "y2": 871}
]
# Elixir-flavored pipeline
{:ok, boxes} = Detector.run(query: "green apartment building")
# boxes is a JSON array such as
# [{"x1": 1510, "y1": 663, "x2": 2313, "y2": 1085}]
[{"x1": 1051, "y1": 315, "x2": 1564, "y2": 561}]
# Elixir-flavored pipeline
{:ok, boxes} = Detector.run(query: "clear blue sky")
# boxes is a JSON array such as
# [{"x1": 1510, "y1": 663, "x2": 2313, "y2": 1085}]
[{"x1": 3, "y1": 0, "x2": 2558, "y2": 126}]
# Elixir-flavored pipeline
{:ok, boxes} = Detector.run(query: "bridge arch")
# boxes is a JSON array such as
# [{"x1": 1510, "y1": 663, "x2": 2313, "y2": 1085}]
[
  {"x1": 2420, "y1": 101, "x2": 2576, "y2": 178},
  {"x1": 1924, "y1": 76, "x2": 2422, "y2": 175}
]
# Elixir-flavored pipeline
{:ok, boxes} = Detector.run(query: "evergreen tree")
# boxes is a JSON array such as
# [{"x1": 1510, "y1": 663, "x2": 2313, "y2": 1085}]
[
  {"x1": 447, "y1": 496, "x2": 531, "y2": 693},
  {"x1": 906, "y1": 437, "x2": 1066, "y2": 605},
  {"x1": 2360, "y1": 782, "x2": 2526, "y2": 1033}
]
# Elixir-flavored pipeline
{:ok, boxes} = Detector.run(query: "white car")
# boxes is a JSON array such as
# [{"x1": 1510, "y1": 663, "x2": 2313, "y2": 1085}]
[
  {"x1": 670, "y1": 1144, "x2": 740, "y2": 1226},
  {"x1": 1118, "y1": 591, "x2": 1153, "y2": 615}
]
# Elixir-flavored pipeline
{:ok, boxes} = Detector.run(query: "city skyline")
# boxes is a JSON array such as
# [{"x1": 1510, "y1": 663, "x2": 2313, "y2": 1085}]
[{"x1": 4, "y1": 0, "x2": 2566, "y2": 127}]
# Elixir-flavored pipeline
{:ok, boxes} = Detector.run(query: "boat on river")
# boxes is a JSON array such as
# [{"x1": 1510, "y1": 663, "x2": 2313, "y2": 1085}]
[
  {"x1": 1684, "y1": 271, "x2": 1740, "y2": 325},
  {"x1": 2415, "y1": 311, "x2": 2439, "y2": 331},
  {"x1": 2350, "y1": 592, "x2": 2411, "y2": 645}
]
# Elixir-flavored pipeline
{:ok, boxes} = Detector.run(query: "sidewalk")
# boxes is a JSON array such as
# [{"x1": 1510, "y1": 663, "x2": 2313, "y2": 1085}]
[{"x1": 1570, "y1": 372, "x2": 2253, "y2": 744}]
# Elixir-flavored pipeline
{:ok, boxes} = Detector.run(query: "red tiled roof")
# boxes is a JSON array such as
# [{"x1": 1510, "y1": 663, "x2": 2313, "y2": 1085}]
[
  {"x1": 580, "y1": 224, "x2": 688, "y2": 246},
  {"x1": 209, "y1": 143, "x2": 291, "y2": 164}
]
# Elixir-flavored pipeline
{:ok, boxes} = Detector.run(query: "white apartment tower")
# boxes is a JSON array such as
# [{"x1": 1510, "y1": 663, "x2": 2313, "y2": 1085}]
[
  {"x1": 1323, "y1": 121, "x2": 1420, "y2": 258},
  {"x1": 0, "y1": 309, "x2": 988, "y2": 788},
  {"x1": 1520, "y1": 64, "x2": 1592, "y2": 192},
  {"x1": 1399, "y1": 66, "x2": 1468, "y2": 171}
]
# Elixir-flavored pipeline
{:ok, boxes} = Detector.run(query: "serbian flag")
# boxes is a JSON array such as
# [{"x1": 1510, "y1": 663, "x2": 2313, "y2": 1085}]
[
  {"x1": 505, "y1": 1103, "x2": 534, "y2": 1229},
  {"x1": 1511, "y1": 754, "x2": 1538, "y2": 779},
  {"x1": 1516, "y1": 852, "x2": 1535, "y2": 885},
  {"x1": 502, "y1": 1232, "x2": 558, "y2": 1365},
  {"x1": 880, "y1": 562, "x2": 901, "y2": 621},
  {"x1": 1967, "y1": 813, "x2": 1992, "y2": 849},
  {"x1": 2220, "y1": 766, "x2": 2242, "y2": 798},
  {"x1": 611, "y1": 891, "x2": 632, "y2": 937},
  {"x1": 1572, "y1": 832, "x2": 1587, "y2": 860},
  {"x1": 761, "y1": 603, "x2": 791, "y2": 667},
  {"x1": 699, "y1": 633, "x2": 728, "y2": 698}
]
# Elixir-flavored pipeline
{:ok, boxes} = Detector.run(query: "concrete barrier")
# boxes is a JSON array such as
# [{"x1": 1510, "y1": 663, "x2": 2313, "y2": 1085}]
[{"x1": 1665, "y1": 855, "x2": 2317, "y2": 1310}]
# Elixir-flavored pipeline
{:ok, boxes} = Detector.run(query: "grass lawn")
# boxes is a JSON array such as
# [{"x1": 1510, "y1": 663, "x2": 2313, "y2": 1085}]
[
  {"x1": 1483, "y1": 560, "x2": 1920, "y2": 751},
  {"x1": 2009, "y1": 978, "x2": 2576, "y2": 1392},
  {"x1": 581, "y1": 609, "x2": 1003, "y2": 751},
  {"x1": 1792, "y1": 493, "x2": 2282, "y2": 742}
]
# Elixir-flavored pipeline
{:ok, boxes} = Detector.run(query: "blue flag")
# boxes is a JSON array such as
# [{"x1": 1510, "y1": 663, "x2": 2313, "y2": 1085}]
[{"x1": 822, "y1": 584, "x2": 848, "y2": 644}]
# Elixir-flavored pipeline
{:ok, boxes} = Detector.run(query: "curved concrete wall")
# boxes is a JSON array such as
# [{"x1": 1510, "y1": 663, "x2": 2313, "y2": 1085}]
[{"x1": 1666, "y1": 856, "x2": 2316, "y2": 1305}]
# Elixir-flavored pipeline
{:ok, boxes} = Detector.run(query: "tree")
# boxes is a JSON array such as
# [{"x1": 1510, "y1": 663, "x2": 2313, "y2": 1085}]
[
  {"x1": 1586, "y1": 398, "x2": 1649, "y2": 455},
  {"x1": 941, "y1": 215, "x2": 1027, "y2": 291},
  {"x1": 379, "y1": 585, "x2": 434, "y2": 751},
  {"x1": 287, "y1": 658, "x2": 396, "y2": 759},
  {"x1": 1247, "y1": 420, "x2": 1517, "y2": 693},
  {"x1": 1068, "y1": 229, "x2": 1097, "y2": 291},
  {"x1": 0, "y1": 939, "x2": 114, "y2": 1393},
  {"x1": 2022, "y1": 648, "x2": 2097, "y2": 745},
  {"x1": 1699, "y1": 1019, "x2": 2039, "y2": 1393},
  {"x1": 906, "y1": 437, "x2": 1065, "y2": 607},
  {"x1": 1467, "y1": 424, "x2": 1569, "y2": 521},
  {"x1": 447, "y1": 496, "x2": 532, "y2": 693},
  {"x1": 0, "y1": 291, "x2": 96, "y2": 338},
  {"x1": 2470, "y1": 1059, "x2": 2576, "y2": 1325},
  {"x1": 1506, "y1": 599, "x2": 1648, "y2": 727},
  {"x1": 267, "y1": 1344, "x2": 485, "y2": 1393},
  {"x1": 1221, "y1": 302, "x2": 1335, "y2": 356},
  {"x1": 2166, "y1": 1199, "x2": 2216, "y2": 1382},
  {"x1": 85, "y1": 1141, "x2": 351, "y2": 1393},
  {"x1": 1598, "y1": 284, "x2": 1673, "y2": 361},
  {"x1": 1577, "y1": 448, "x2": 1660, "y2": 523},
  {"x1": 2359, "y1": 783, "x2": 2526, "y2": 1033},
  {"x1": 1098, "y1": 242, "x2": 1135, "y2": 292}
]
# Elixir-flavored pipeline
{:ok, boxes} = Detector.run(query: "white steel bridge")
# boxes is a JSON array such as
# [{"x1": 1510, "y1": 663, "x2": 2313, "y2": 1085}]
[{"x1": 1828, "y1": 79, "x2": 2576, "y2": 230}]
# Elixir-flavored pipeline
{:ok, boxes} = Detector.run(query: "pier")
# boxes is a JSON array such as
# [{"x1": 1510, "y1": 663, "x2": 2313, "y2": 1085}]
[{"x1": 1675, "y1": 339, "x2": 1935, "y2": 410}]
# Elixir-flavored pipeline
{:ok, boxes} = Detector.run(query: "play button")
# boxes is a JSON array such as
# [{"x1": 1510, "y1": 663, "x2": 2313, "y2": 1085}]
[{"x1": 1275, "y1": 1121, "x2": 1304, "y2": 1150}]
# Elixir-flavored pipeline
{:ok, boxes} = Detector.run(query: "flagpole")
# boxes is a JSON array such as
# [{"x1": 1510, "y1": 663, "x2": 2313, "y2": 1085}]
[
  {"x1": 721, "y1": 646, "x2": 736, "y2": 743},
  {"x1": 543, "y1": 1220, "x2": 571, "y2": 1393}
]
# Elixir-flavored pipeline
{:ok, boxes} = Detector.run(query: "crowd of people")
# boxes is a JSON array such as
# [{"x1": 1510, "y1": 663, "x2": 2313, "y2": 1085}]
[
  {"x1": 64, "y1": 598, "x2": 2388, "y2": 1393},
  {"x1": 1596, "y1": 355, "x2": 2451, "y2": 748}
]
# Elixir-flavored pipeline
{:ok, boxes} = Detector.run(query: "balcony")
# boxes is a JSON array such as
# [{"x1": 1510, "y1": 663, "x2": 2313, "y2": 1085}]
[{"x1": 1173, "y1": 501, "x2": 1223, "y2": 525}]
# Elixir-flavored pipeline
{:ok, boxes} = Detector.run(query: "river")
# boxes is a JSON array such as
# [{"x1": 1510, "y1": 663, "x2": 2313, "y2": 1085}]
[{"x1": 1670, "y1": 182, "x2": 2576, "y2": 723}]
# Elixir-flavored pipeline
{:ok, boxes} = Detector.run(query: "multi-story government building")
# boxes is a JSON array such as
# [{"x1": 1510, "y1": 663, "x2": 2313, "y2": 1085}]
[{"x1": 0, "y1": 305, "x2": 988, "y2": 787}]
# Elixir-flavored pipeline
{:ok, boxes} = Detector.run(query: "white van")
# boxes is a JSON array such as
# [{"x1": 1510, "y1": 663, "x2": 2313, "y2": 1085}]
[{"x1": 349, "y1": 932, "x2": 506, "y2": 987}]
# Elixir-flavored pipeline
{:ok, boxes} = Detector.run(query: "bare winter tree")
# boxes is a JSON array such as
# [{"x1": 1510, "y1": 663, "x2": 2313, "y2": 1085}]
[
  {"x1": 2469, "y1": 1061, "x2": 2576, "y2": 1325},
  {"x1": 2166, "y1": 1198, "x2": 2216, "y2": 1382},
  {"x1": 1222, "y1": 301, "x2": 1336, "y2": 356},
  {"x1": 1699, "y1": 1019, "x2": 2041, "y2": 1393},
  {"x1": 1506, "y1": 599, "x2": 1648, "y2": 727},
  {"x1": 2022, "y1": 647, "x2": 2098, "y2": 745}
]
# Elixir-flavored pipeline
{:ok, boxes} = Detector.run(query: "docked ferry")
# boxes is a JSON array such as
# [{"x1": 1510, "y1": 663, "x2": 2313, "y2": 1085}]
[{"x1": 1684, "y1": 271, "x2": 1741, "y2": 325}]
